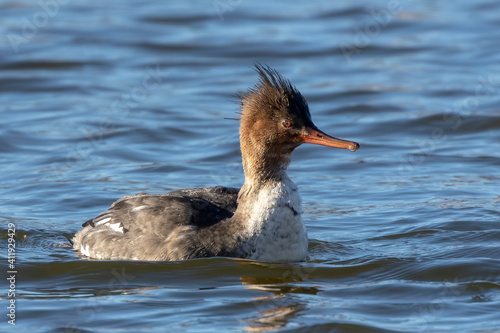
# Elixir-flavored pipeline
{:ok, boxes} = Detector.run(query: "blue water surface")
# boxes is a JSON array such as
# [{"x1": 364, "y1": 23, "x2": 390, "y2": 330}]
[{"x1": 1, "y1": 0, "x2": 499, "y2": 332}]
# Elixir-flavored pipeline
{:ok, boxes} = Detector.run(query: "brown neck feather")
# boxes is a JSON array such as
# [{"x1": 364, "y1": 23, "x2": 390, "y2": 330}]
[{"x1": 239, "y1": 123, "x2": 291, "y2": 188}]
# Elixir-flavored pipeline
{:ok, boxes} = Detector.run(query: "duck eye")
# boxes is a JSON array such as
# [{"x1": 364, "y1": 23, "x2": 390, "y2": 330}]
[{"x1": 282, "y1": 120, "x2": 292, "y2": 128}]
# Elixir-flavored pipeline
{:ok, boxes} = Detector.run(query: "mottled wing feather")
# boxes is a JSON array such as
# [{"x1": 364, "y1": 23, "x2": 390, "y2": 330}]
[
  {"x1": 82, "y1": 186, "x2": 239, "y2": 236},
  {"x1": 166, "y1": 186, "x2": 239, "y2": 212}
]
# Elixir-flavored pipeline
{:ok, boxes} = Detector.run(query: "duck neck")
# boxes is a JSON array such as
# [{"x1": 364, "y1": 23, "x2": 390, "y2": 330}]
[
  {"x1": 229, "y1": 138, "x2": 306, "y2": 262},
  {"x1": 208, "y1": 130, "x2": 307, "y2": 261},
  {"x1": 237, "y1": 130, "x2": 296, "y2": 209},
  {"x1": 242, "y1": 152, "x2": 290, "y2": 186}
]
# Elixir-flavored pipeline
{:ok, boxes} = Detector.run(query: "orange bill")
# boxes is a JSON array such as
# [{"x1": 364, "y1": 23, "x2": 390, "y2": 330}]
[{"x1": 300, "y1": 127, "x2": 359, "y2": 151}]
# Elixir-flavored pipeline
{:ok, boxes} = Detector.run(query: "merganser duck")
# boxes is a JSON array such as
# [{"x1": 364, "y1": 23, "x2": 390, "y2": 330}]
[{"x1": 73, "y1": 64, "x2": 359, "y2": 262}]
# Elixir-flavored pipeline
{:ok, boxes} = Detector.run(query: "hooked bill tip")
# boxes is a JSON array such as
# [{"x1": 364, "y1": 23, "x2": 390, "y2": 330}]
[{"x1": 349, "y1": 142, "x2": 360, "y2": 152}]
